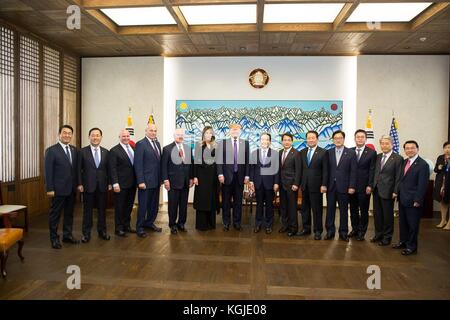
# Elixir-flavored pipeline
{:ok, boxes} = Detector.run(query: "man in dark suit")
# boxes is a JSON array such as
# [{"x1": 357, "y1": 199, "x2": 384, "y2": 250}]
[
  {"x1": 134, "y1": 123, "x2": 163, "y2": 238},
  {"x1": 349, "y1": 129, "x2": 377, "y2": 241},
  {"x1": 44, "y1": 125, "x2": 80, "y2": 249},
  {"x1": 297, "y1": 130, "x2": 328, "y2": 240},
  {"x1": 393, "y1": 140, "x2": 430, "y2": 255},
  {"x1": 162, "y1": 128, "x2": 194, "y2": 234},
  {"x1": 216, "y1": 124, "x2": 250, "y2": 231},
  {"x1": 277, "y1": 133, "x2": 301, "y2": 237},
  {"x1": 325, "y1": 130, "x2": 357, "y2": 242},
  {"x1": 249, "y1": 133, "x2": 279, "y2": 234},
  {"x1": 109, "y1": 129, "x2": 137, "y2": 237},
  {"x1": 372, "y1": 135, "x2": 403, "y2": 246},
  {"x1": 78, "y1": 127, "x2": 111, "y2": 243}
]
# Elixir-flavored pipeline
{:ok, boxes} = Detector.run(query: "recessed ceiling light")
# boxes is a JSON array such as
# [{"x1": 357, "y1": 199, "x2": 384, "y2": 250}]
[
  {"x1": 264, "y1": 4, "x2": 345, "y2": 23},
  {"x1": 179, "y1": 4, "x2": 256, "y2": 25},
  {"x1": 101, "y1": 7, "x2": 177, "y2": 26},
  {"x1": 347, "y1": 3, "x2": 432, "y2": 23}
]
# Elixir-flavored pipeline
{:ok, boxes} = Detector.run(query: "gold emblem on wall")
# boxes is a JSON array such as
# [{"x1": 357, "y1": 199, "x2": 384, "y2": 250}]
[{"x1": 249, "y1": 68, "x2": 269, "y2": 89}]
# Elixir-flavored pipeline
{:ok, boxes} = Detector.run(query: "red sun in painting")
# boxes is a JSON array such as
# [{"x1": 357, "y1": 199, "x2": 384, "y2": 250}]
[{"x1": 330, "y1": 103, "x2": 338, "y2": 111}]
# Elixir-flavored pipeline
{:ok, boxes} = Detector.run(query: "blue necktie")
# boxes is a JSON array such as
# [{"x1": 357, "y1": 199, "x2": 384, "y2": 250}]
[
  {"x1": 126, "y1": 145, "x2": 134, "y2": 164},
  {"x1": 94, "y1": 148, "x2": 100, "y2": 168},
  {"x1": 65, "y1": 146, "x2": 72, "y2": 165},
  {"x1": 307, "y1": 148, "x2": 313, "y2": 166}
]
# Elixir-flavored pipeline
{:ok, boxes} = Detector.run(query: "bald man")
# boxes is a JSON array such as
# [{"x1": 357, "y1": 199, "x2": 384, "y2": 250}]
[
  {"x1": 161, "y1": 128, "x2": 194, "y2": 235},
  {"x1": 134, "y1": 124, "x2": 163, "y2": 238},
  {"x1": 109, "y1": 129, "x2": 137, "y2": 237}
]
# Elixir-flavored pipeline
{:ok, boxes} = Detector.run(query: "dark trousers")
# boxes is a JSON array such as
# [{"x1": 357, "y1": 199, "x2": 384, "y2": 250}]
[
  {"x1": 301, "y1": 187, "x2": 323, "y2": 234},
  {"x1": 349, "y1": 191, "x2": 371, "y2": 237},
  {"x1": 326, "y1": 185, "x2": 349, "y2": 237},
  {"x1": 48, "y1": 193, "x2": 75, "y2": 241},
  {"x1": 168, "y1": 187, "x2": 189, "y2": 228},
  {"x1": 222, "y1": 173, "x2": 244, "y2": 226},
  {"x1": 279, "y1": 186, "x2": 298, "y2": 232},
  {"x1": 136, "y1": 187, "x2": 160, "y2": 233},
  {"x1": 255, "y1": 187, "x2": 275, "y2": 228},
  {"x1": 373, "y1": 189, "x2": 394, "y2": 241},
  {"x1": 399, "y1": 204, "x2": 422, "y2": 252},
  {"x1": 82, "y1": 189, "x2": 107, "y2": 237},
  {"x1": 114, "y1": 187, "x2": 136, "y2": 232}
]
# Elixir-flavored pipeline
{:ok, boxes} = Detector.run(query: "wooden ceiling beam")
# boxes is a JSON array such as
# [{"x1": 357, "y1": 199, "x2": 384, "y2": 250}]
[
  {"x1": 170, "y1": 0, "x2": 256, "y2": 5},
  {"x1": 257, "y1": 0, "x2": 265, "y2": 32},
  {"x1": 162, "y1": 0, "x2": 189, "y2": 33},
  {"x1": 410, "y1": 2, "x2": 449, "y2": 31},
  {"x1": 81, "y1": 0, "x2": 163, "y2": 9},
  {"x1": 85, "y1": 9, "x2": 118, "y2": 33},
  {"x1": 333, "y1": 1, "x2": 359, "y2": 31},
  {"x1": 117, "y1": 25, "x2": 181, "y2": 35},
  {"x1": 263, "y1": 23, "x2": 332, "y2": 32},
  {"x1": 340, "y1": 22, "x2": 410, "y2": 32},
  {"x1": 190, "y1": 24, "x2": 258, "y2": 32}
]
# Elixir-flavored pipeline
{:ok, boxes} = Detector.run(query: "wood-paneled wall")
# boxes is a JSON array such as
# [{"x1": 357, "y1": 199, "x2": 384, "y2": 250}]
[{"x1": 0, "y1": 20, "x2": 81, "y2": 218}]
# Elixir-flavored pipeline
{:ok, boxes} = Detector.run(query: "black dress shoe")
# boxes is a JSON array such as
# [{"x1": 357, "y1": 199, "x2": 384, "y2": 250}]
[
  {"x1": 98, "y1": 232, "x2": 111, "y2": 240},
  {"x1": 81, "y1": 236, "x2": 90, "y2": 243},
  {"x1": 233, "y1": 224, "x2": 242, "y2": 231},
  {"x1": 296, "y1": 230, "x2": 311, "y2": 236},
  {"x1": 254, "y1": 226, "x2": 261, "y2": 233},
  {"x1": 137, "y1": 231, "x2": 148, "y2": 238},
  {"x1": 51, "y1": 240, "x2": 62, "y2": 249},
  {"x1": 278, "y1": 227, "x2": 288, "y2": 233},
  {"x1": 265, "y1": 228, "x2": 272, "y2": 234},
  {"x1": 149, "y1": 224, "x2": 162, "y2": 232},
  {"x1": 314, "y1": 234, "x2": 322, "y2": 240},
  {"x1": 348, "y1": 230, "x2": 356, "y2": 238},
  {"x1": 401, "y1": 249, "x2": 417, "y2": 256},
  {"x1": 125, "y1": 227, "x2": 136, "y2": 233},
  {"x1": 324, "y1": 234, "x2": 335, "y2": 240},
  {"x1": 62, "y1": 237, "x2": 80, "y2": 244},
  {"x1": 287, "y1": 231, "x2": 296, "y2": 237},
  {"x1": 177, "y1": 224, "x2": 186, "y2": 232},
  {"x1": 115, "y1": 230, "x2": 127, "y2": 237},
  {"x1": 378, "y1": 239, "x2": 391, "y2": 246},
  {"x1": 223, "y1": 224, "x2": 230, "y2": 231},
  {"x1": 392, "y1": 242, "x2": 407, "y2": 249},
  {"x1": 339, "y1": 235, "x2": 349, "y2": 242},
  {"x1": 356, "y1": 236, "x2": 365, "y2": 241},
  {"x1": 170, "y1": 227, "x2": 178, "y2": 235},
  {"x1": 370, "y1": 236, "x2": 382, "y2": 243}
]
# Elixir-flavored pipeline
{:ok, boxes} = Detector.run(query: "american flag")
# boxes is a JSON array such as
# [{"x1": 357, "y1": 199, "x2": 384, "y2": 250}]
[{"x1": 390, "y1": 117, "x2": 400, "y2": 153}]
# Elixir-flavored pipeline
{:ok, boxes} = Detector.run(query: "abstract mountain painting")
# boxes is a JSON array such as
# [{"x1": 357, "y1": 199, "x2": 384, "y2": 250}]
[{"x1": 176, "y1": 100, "x2": 343, "y2": 151}]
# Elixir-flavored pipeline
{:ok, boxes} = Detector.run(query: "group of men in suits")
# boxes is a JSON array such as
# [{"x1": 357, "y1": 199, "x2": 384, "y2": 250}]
[
  {"x1": 247, "y1": 129, "x2": 429, "y2": 255},
  {"x1": 44, "y1": 123, "x2": 430, "y2": 255}
]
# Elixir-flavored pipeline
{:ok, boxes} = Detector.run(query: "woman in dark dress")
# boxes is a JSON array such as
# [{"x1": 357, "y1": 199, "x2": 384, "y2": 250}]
[
  {"x1": 434, "y1": 141, "x2": 450, "y2": 229},
  {"x1": 193, "y1": 126, "x2": 219, "y2": 231}
]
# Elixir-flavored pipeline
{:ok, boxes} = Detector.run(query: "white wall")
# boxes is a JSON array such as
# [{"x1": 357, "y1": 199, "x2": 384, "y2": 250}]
[
  {"x1": 356, "y1": 55, "x2": 449, "y2": 163},
  {"x1": 81, "y1": 56, "x2": 164, "y2": 149},
  {"x1": 163, "y1": 56, "x2": 357, "y2": 147}
]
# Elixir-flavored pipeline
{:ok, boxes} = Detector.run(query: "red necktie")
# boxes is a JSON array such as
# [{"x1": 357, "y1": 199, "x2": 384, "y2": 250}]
[
  {"x1": 404, "y1": 159, "x2": 411, "y2": 175},
  {"x1": 179, "y1": 146, "x2": 185, "y2": 163}
]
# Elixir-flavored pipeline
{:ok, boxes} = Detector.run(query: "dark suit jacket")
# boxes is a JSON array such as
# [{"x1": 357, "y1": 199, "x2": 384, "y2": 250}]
[
  {"x1": 216, "y1": 138, "x2": 250, "y2": 186},
  {"x1": 161, "y1": 142, "x2": 193, "y2": 190},
  {"x1": 134, "y1": 137, "x2": 162, "y2": 189},
  {"x1": 78, "y1": 146, "x2": 110, "y2": 193},
  {"x1": 326, "y1": 147, "x2": 357, "y2": 193},
  {"x1": 249, "y1": 148, "x2": 279, "y2": 190},
  {"x1": 398, "y1": 156, "x2": 430, "y2": 207},
  {"x1": 44, "y1": 143, "x2": 78, "y2": 196},
  {"x1": 351, "y1": 146, "x2": 377, "y2": 192},
  {"x1": 278, "y1": 148, "x2": 301, "y2": 191},
  {"x1": 373, "y1": 152, "x2": 403, "y2": 199},
  {"x1": 299, "y1": 146, "x2": 328, "y2": 192},
  {"x1": 109, "y1": 143, "x2": 136, "y2": 189}
]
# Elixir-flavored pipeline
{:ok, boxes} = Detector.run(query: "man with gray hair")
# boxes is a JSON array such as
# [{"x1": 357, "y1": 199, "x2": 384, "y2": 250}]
[
  {"x1": 371, "y1": 135, "x2": 403, "y2": 246},
  {"x1": 161, "y1": 128, "x2": 194, "y2": 235},
  {"x1": 109, "y1": 129, "x2": 137, "y2": 237}
]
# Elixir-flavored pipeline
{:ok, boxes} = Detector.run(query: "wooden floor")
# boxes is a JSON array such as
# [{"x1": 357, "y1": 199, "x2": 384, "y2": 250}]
[{"x1": 1, "y1": 204, "x2": 450, "y2": 300}]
